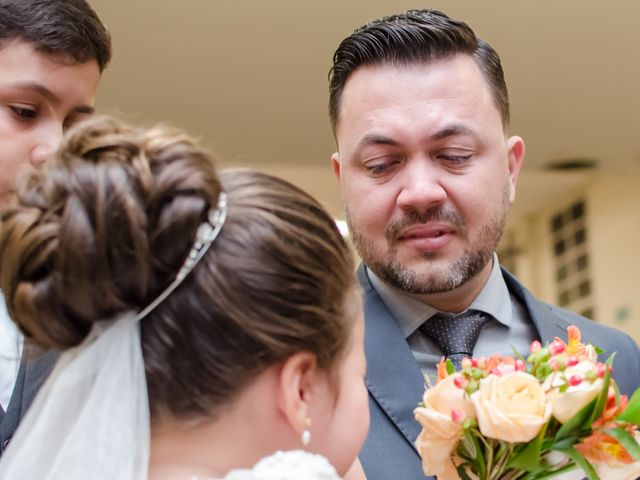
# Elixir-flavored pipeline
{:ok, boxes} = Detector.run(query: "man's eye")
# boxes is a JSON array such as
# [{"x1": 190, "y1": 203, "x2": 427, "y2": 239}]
[
  {"x1": 441, "y1": 154, "x2": 472, "y2": 163},
  {"x1": 365, "y1": 163, "x2": 393, "y2": 175},
  {"x1": 10, "y1": 106, "x2": 38, "y2": 120},
  {"x1": 364, "y1": 158, "x2": 400, "y2": 176}
]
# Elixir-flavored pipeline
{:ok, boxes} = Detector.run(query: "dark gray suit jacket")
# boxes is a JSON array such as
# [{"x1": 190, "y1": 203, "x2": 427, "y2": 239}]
[
  {"x1": 0, "y1": 346, "x2": 58, "y2": 455},
  {"x1": 358, "y1": 265, "x2": 640, "y2": 480}
]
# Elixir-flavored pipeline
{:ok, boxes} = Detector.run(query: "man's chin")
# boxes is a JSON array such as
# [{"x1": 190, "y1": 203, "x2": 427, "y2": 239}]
[
  {"x1": 369, "y1": 250, "x2": 490, "y2": 295},
  {"x1": 368, "y1": 260, "x2": 451, "y2": 294}
]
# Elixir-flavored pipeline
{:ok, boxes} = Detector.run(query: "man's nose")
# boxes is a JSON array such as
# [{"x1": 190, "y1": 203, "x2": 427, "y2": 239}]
[
  {"x1": 396, "y1": 159, "x2": 447, "y2": 212},
  {"x1": 30, "y1": 125, "x2": 63, "y2": 167}
]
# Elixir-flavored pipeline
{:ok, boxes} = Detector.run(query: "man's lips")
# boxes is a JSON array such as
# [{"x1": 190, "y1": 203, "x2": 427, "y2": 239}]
[
  {"x1": 396, "y1": 224, "x2": 456, "y2": 251},
  {"x1": 398, "y1": 224, "x2": 456, "y2": 239}
]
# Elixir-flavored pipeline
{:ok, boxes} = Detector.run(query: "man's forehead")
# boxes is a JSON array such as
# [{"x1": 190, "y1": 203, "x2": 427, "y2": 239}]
[{"x1": 335, "y1": 57, "x2": 501, "y2": 133}]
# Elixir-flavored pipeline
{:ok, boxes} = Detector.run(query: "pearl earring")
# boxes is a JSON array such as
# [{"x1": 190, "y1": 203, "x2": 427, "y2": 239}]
[{"x1": 301, "y1": 417, "x2": 312, "y2": 446}]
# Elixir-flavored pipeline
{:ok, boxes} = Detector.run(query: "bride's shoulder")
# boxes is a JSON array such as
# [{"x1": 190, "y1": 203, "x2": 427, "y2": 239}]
[{"x1": 223, "y1": 450, "x2": 341, "y2": 480}]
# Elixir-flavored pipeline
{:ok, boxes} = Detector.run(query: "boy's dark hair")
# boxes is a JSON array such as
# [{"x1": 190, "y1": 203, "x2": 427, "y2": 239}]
[
  {"x1": 329, "y1": 9, "x2": 509, "y2": 131},
  {"x1": 0, "y1": 0, "x2": 112, "y2": 71}
]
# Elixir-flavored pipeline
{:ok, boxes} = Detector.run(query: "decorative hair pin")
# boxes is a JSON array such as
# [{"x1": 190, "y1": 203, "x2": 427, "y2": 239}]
[{"x1": 136, "y1": 192, "x2": 228, "y2": 321}]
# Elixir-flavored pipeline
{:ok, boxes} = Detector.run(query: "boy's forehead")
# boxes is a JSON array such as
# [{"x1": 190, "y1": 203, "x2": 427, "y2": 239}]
[{"x1": 0, "y1": 38, "x2": 101, "y2": 108}]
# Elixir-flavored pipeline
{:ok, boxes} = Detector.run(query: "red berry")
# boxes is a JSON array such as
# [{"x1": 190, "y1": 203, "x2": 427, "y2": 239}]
[
  {"x1": 530, "y1": 340, "x2": 542, "y2": 353},
  {"x1": 566, "y1": 356, "x2": 579, "y2": 367},
  {"x1": 454, "y1": 376, "x2": 467, "y2": 389},
  {"x1": 451, "y1": 408, "x2": 464, "y2": 423},
  {"x1": 550, "y1": 341, "x2": 566, "y2": 355},
  {"x1": 568, "y1": 375, "x2": 582, "y2": 386}
]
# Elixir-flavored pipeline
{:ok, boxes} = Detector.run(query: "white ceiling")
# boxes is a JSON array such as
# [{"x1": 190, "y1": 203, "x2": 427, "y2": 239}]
[{"x1": 90, "y1": 0, "x2": 640, "y2": 219}]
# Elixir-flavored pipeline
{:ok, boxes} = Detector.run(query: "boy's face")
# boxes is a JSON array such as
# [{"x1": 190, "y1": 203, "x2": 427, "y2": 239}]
[{"x1": 0, "y1": 39, "x2": 101, "y2": 204}]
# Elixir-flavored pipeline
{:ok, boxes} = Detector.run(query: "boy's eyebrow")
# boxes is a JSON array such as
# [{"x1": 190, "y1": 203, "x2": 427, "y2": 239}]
[{"x1": 10, "y1": 81, "x2": 95, "y2": 114}]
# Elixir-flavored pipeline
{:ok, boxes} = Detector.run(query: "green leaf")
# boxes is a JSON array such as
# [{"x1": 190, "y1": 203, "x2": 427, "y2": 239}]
[
  {"x1": 595, "y1": 346, "x2": 605, "y2": 355},
  {"x1": 456, "y1": 464, "x2": 474, "y2": 480},
  {"x1": 550, "y1": 436, "x2": 579, "y2": 450},
  {"x1": 617, "y1": 388, "x2": 640, "y2": 424},
  {"x1": 588, "y1": 354, "x2": 615, "y2": 425},
  {"x1": 524, "y1": 463, "x2": 581, "y2": 480},
  {"x1": 459, "y1": 431, "x2": 477, "y2": 459},
  {"x1": 506, "y1": 423, "x2": 547, "y2": 472},
  {"x1": 603, "y1": 427, "x2": 640, "y2": 462},
  {"x1": 554, "y1": 397, "x2": 597, "y2": 442},
  {"x1": 511, "y1": 344, "x2": 526, "y2": 362},
  {"x1": 446, "y1": 358, "x2": 455, "y2": 375},
  {"x1": 559, "y1": 447, "x2": 600, "y2": 480},
  {"x1": 456, "y1": 430, "x2": 486, "y2": 478}
]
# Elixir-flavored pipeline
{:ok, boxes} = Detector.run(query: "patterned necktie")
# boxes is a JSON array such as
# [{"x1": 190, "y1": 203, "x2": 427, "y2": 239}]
[{"x1": 420, "y1": 310, "x2": 491, "y2": 369}]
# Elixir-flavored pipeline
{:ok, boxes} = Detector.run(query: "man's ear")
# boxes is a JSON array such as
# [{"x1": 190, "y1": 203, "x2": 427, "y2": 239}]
[
  {"x1": 506, "y1": 136, "x2": 525, "y2": 204},
  {"x1": 276, "y1": 352, "x2": 318, "y2": 435},
  {"x1": 331, "y1": 152, "x2": 341, "y2": 182}
]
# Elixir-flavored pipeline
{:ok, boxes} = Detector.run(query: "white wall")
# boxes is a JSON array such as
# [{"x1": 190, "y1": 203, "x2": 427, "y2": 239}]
[{"x1": 505, "y1": 173, "x2": 640, "y2": 342}]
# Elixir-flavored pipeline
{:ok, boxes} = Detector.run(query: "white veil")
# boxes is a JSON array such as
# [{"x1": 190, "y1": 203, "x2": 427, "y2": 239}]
[
  {"x1": 0, "y1": 193, "x2": 228, "y2": 480},
  {"x1": 0, "y1": 314, "x2": 149, "y2": 479}
]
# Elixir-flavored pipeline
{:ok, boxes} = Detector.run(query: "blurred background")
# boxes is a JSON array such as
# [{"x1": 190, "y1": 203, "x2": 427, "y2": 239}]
[{"x1": 90, "y1": 0, "x2": 640, "y2": 340}]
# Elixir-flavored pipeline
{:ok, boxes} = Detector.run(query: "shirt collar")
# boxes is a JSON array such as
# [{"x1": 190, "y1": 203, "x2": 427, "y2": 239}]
[{"x1": 367, "y1": 253, "x2": 513, "y2": 339}]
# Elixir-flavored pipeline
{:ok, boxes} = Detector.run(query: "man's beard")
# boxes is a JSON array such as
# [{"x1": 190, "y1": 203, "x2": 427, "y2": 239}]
[{"x1": 347, "y1": 192, "x2": 509, "y2": 295}]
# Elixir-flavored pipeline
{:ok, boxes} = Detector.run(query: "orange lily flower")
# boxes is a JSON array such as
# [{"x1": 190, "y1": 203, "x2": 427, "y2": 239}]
[
  {"x1": 436, "y1": 357, "x2": 449, "y2": 383},
  {"x1": 576, "y1": 431, "x2": 635, "y2": 465},
  {"x1": 553, "y1": 325, "x2": 592, "y2": 360}
]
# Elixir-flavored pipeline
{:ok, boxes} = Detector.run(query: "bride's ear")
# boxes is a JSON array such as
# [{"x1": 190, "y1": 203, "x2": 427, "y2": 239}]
[{"x1": 276, "y1": 352, "x2": 319, "y2": 436}]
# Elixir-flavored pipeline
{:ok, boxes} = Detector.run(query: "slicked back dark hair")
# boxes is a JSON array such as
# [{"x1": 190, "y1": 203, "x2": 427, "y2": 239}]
[
  {"x1": 328, "y1": 9, "x2": 509, "y2": 132},
  {"x1": 0, "y1": 0, "x2": 111, "y2": 72}
]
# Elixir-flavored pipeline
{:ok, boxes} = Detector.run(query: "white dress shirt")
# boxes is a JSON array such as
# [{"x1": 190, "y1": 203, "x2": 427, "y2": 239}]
[{"x1": 0, "y1": 292, "x2": 23, "y2": 409}]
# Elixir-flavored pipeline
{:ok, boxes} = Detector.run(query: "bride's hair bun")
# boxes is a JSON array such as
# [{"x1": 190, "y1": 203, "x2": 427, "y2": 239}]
[
  {"x1": 1, "y1": 115, "x2": 357, "y2": 424},
  {"x1": 0, "y1": 115, "x2": 221, "y2": 349}
]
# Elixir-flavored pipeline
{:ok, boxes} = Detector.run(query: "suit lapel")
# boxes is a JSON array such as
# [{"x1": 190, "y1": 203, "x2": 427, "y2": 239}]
[
  {"x1": 501, "y1": 268, "x2": 568, "y2": 343},
  {"x1": 0, "y1": 354, "x2": 25, "y2": 444},
  {"x1": 358, "y1": 265, "x2": 574, "y2": 456},
  {"x1": 358, "y1": 266, "x2": 425, "y2": 452}
]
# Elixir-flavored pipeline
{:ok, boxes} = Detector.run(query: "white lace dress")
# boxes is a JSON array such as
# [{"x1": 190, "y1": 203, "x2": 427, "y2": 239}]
[{"x1": 220, "y1": 451, "x2": 341, "y2": 480}]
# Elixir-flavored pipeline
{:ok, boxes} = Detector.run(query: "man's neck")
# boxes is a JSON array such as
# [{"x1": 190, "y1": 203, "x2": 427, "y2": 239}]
[{"x1": 411, "y1": 258, "x2": 495, "y2": 313}]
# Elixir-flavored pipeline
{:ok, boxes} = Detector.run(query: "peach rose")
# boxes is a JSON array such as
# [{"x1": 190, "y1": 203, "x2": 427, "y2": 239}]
[
  {"x1": 414, "y1": 374, "x2": 475, "y2": 477},
  {"x1": 414, "y1": 429, "x2": 459, "y2": 478},
  {"x1": 471, "y1": 372, "x2": 551, "y2": 442},
  {"x1": 544, "y1": 360, "x2": 603, "y2": 424}
]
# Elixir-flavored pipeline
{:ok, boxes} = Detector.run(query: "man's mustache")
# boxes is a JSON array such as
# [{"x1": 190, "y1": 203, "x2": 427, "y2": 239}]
[{"x1": 386, "y1": 206, "x2": 466, "y2": 241}]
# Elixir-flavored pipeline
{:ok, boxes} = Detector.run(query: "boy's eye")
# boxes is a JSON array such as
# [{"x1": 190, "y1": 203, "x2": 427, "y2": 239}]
[{"x1": 10, "y1": 105, "x2": 38, "y2": 120}]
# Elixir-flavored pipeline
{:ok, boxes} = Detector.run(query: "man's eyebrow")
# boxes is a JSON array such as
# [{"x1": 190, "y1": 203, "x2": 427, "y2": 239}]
[
  {"x1": 358, "y1": 134, "x2": 400, "y2": 148},
  {"x1": 10, "y1": 81, "x2": 94, "y2": 114},
  {"x1": 431, "y1": 124, "x2": 475, "y2": 141}
]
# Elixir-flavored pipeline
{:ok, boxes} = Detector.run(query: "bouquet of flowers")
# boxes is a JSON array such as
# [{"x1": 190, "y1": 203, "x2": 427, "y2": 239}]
[{"x1": 414, "y1": 326, "x2": 640, "y2": 480}]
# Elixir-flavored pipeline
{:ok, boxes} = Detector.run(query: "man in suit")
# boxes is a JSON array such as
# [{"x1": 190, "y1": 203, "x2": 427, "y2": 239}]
[
  {"x1": 0, "y1": 0, "x2": 111, "y2": 454},
  {"x1": 328, "y1": 9, "x2": 640, "y2": 479}
]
